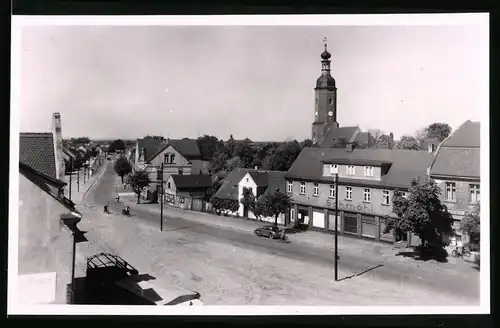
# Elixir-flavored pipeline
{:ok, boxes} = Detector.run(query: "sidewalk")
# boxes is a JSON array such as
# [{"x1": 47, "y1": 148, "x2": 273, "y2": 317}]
[
  {"x1": 117, "y1": 195, "x2": 472, "y2": 273},
  {"x1": 64, "y1": 160, "x2": 107, "y2": 205}
]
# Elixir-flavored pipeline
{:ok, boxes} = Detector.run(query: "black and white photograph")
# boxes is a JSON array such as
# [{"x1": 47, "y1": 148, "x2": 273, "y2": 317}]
[{"x1": 9, "y1": 14, "x2": 489, "y2": 315}]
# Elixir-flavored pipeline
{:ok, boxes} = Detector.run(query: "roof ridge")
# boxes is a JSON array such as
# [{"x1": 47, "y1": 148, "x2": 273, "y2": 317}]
[{"x1": 20, "y1": 132, "x2": 53, "y2": 136}]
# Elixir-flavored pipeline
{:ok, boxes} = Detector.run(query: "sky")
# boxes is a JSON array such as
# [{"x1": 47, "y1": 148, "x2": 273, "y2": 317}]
[{"x1": 16, "y1": 20, "x2": 487, "y2": 142}]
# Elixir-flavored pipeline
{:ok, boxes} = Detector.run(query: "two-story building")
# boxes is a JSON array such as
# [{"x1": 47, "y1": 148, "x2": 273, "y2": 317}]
[
  {"x1": 285, "y1": 146, "x2": 434, "y2": 243},
  {"x1": 428, "y1": 120, "x2": 480, "y2": 243},
  {"x1": 213, "y1": 168, "x2": 287, "y2": 224},
  {"x1": 134, "y1": 138, "x2": 212, "y2": 201}
]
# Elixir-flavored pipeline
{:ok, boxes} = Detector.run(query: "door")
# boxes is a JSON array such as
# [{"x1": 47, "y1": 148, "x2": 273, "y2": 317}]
[
  {"x1": 328, "y1": 212, "x2": 341, "y2": 231},
  {"x1": 312, "y1": 210, "x2": 325, "y2": 228},
  {"x1": 361, "y1": 215, "x2": 376, "y2": 238}
]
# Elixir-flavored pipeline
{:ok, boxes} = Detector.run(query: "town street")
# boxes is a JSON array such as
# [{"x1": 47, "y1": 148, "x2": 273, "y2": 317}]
[{"x1": 75, "y1": 161, "x2": 480, "y2": 305}]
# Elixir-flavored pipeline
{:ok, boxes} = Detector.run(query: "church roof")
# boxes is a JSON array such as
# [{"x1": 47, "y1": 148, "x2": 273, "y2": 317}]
[
  {"x1": 319, "y1": 126, "x2": 359, "y2": 148},
  {"x1": 20, "y1": 133, "x2": 57, "y2": 179},
  {"x1": 315, "y1": 74, "x2": 336, "y2": 89}
]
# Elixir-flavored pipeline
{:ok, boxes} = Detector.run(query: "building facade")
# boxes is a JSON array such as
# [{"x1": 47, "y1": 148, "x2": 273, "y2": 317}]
[
  {"x1": 428, "y1": 120, "x2": 480, "y2": 243},
  {"x1": 19, "y1": 127, "x2": 85, "y2": 304},
  {"x1": 285, "y1": 147, "x2": 434, "y2": 244},
  {"x1": 164, "y1": 174, "x2": 213, "y2": 211}
]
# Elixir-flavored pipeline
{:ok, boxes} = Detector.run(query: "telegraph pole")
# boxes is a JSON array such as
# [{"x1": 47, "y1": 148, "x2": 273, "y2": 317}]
[
  {"x1": 83, "y1": 165, "x2": 86, "y2": 184},
  {"x1": 160, "y1": 163, "x2": 164, "y2": 231},
  {"x1": 77, "y1": 167, "x2": 80, "y2": 192},
  {"x1": 334, "y1": 173, "x2": 339, "y2": 281}
]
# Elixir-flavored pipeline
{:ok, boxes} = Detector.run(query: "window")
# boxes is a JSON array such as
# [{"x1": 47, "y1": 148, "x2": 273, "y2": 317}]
[
  {"x1": 363, "y1": 188, "x2": 371, "y2": 202},
  {"x1": 329, "y1": 185, "x2": 335, "y2": 198},
  {"x1": 179, "y1": 197, "x2": 185, "y2": 204},
  {"x1": 178, "y1": 168, "x2": 183, "y2": 175},
  {"x1": 287, "y1": 181, "x2": 293, "y2": 193},
  {"x1": 382, "y1": 190, "x2": 390, "y2": 205},
  {"x1": 445, "y1": 182, "x2": 456, "y2": 201},
  {"x1": 469, "y1": 184, "x2": 480, "y2": 204},
  {"x1": 164, "y1": 154, "x2": 168, "y2": 163},
  {"x1": 170, "y1": 154, "x2": 176, "y2": 164},
  {"x1": 329, "y1": 98, "x2": 333, "y2": 105},
  {"x1": 364, "y1": 166, "x2": 374, "y2": 176},
  {"x1": 167, "y1": 182, "x2": 171, "y2": 189},
  {"x1": 329, "y1": 164, "x2": 338, "y2": 174},
  {"x1": 315, "y1": 98, "x2": 318, "y2": 104},
  {"x1": 345, "y1": 186, "x2": 352, "y2": 200},
  {"x1": 313, "y1": 183, "x2": 319, "y2": 196},
  {"x1": 346, "y1": 165, "x2": 355, "y2": 175},
  {"x1": 401, "y1": 191, "x2": 407, "y2": 198},
  {"x1": 300, "y1": 182, "x2": 306, "y2": 195}
]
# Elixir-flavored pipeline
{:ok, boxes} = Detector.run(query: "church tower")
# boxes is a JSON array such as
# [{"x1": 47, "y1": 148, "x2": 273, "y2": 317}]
[{"x1": 312, "y1": 38, "x2": 338, "y2": 145}]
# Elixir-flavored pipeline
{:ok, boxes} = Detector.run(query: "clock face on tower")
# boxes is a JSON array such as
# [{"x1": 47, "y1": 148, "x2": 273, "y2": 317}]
[{"x1": 328, "y1": 111, "x2": 333, "y2": 117}]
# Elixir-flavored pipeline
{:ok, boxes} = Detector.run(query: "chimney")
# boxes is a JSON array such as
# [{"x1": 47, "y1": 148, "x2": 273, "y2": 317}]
[
  {"x1": 428, "y1": 142, "x2": 436, "y2": 153},
  {"x1": 51, "y1": 113, "x2": 65, "y2": 180}
]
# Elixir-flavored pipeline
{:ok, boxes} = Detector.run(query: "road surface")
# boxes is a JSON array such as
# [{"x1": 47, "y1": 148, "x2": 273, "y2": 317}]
[{"x1": 77, "y1": 161, "x2": 480, "y2": 305}]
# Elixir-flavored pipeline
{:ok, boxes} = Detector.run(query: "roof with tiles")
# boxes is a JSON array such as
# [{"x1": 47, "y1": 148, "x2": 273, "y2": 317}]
[
  {"x1": 171, "y1": 174, "x2": 213, "y2": 189},
  {"x1": 319, "y1": 126, "x2": 359, "y2": 148},
  {"x1": 139, "y1": 138, "x2": 202, "y2": 163},
  {"x1": 286, "y1": 147, "x2": 434, "y2": 190},
  {"x1": 19, "y1": 133, "x2": 57, "y2": 179},
  {"x1": 429, "y1": 121, "x2": 480, "y2": 178},
  {"x1": 213, "y1": 168, "x2": 286, "y2": 201}
]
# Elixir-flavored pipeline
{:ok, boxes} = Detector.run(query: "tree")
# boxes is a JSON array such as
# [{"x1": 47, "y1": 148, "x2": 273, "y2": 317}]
[
  {"x1": 233, "y1": 142, "x2": 257, "y2": 168},
  {"x1": 368, "y1": 129, "x2": 394, "y2": 149},
  {"x1": 114, "y1": 156, "x2": 132, "y2": 183},
  {"x1": 426, "y1": 123, "x2": 452, "y2": 142},
  {"x1": 240, "y1": 188, "x2": 256, "y2": 217},
  {"x1": 300, "y1": 139, "x2": 314, "y2": 149},
  {"x1": 396, "y1": 135, "x2": 421, "y2": 150},
  {"x1": 250, "y1": 198, "x2": 267, "y2": 222},
  {"x1": 70, "y1": 137, "x2": 91, "y2": 145},
  {"x1": 461, "y1": 202, "x2": 480, "y2": 244},
  {"x1": 261, "y1": 190, "x2": 292, "y2": 226},
  {"x1": 226, "y1": 156, "x2": 244, "y2": 171},
  {"x1": 127, "y1": 170, "x2": 151, "y2": 204},
  {"x1": 90, "y1": 147, "x2": 99, "y2": 158},
  {"x1": 210, "y1": 196, "x2": 239, "y2": 216},
  {"x1": 197, "y1": 135, "x2": 224, "y2": 160},
  {"x1": 225, "y1": 135, "x2": 236, "y2": 157},
  {"x1": 204, "y1": 179, "x2": 222, "y2": 202},
  {"x1": 109, "y1": 139, "x2": 126, "y2": 153},
  {"x1": 144, "y1": 135, "x2": 165, "y2": 140},
  {"x1": 384, "y1": 178, "x2": 454, "y2": 255},
  {"x1": 211, "y1": 151, "x2": 230, "y2": 173}
]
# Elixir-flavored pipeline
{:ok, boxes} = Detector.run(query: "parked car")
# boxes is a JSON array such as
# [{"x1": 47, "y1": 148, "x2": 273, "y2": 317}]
[{"x1": 254, "y1": 225, "x2": 283, "y2": 239}]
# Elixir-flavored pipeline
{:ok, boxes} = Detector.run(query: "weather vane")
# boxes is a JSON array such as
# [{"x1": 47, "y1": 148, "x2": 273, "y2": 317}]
[{"x1": 323, "y1": 37, "x2": 328, "y2": 49}]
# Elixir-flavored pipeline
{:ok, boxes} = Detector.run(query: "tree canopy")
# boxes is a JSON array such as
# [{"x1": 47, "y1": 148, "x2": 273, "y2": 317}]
[
  {"x1": 259, "y1": 190, "x2": 292, "y2": 226},
  {"x1": 384, "y1": 177, "x2": 454, "y2": 252},
  {"x1": 426, "y1": 123, "x2": 452, "y2": 142},
  {"x1": 461, "y1": 202, "x2": 480, "y2": 244},
  {"x1": 144, "y1": 135, "x2": 165, "y2": 140},
  {"x1": 127, "y1": 170, "x2": 151, "y2": 204},
  {"x1": 114, "y1": 156, "x2": 132, "y2": 183},
  {"x1": 109, "y1": 139, "x2": 126, "y2": 153},
  {"x1": 396, "y1": 135, "x2": 421, "y2": 150},
  {"x1": 196, "y1": 135, "x2": 224, "y2": 160}
]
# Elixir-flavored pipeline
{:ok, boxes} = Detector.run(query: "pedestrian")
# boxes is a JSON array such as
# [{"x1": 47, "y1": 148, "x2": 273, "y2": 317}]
[
  {"x1": 104, "y1": 204, "x2": 109, "y2": 214},
  {"x1": 116, "y1": 194, "x2": 120, "y2": 203}
]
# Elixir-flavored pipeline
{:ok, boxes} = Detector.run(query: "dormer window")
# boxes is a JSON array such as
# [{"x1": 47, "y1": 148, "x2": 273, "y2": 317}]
[
  {"x1": 329, "y1": 164, "x2": 338, "y2": 174},
  {"x1": 364, "y1": 166, "x2": 374, "y2": 177}
]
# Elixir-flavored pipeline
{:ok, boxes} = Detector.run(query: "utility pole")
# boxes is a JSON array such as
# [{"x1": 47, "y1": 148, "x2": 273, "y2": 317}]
[
  {"x1": 77, "y1": 167, "x2": 80, "y2": 192},
  {"x1": 83, "y1": 165, "x2": 86, "y2": 184},
  {"x1": 69, "y1": 157, "x2": 73, "y2": 201},
  {"x1": 160, "y1": 163, "x2": 164, "y2": 231},
  {"x1": 334, "y1": 173, "x2": 339, "y2": 281}
]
